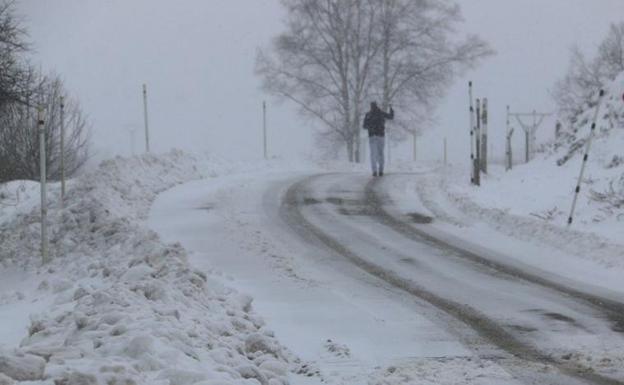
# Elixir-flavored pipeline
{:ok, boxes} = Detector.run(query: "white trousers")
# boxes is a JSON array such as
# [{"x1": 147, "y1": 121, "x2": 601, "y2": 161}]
[{"x1": 369, "y1": 136, "x2": 385, "y2": 173}]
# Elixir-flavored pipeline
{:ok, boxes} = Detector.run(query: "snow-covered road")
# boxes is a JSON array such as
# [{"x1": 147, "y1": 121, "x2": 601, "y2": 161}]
[{"x1": 149, "y1": 171, "x2": 624, "y2": 385}]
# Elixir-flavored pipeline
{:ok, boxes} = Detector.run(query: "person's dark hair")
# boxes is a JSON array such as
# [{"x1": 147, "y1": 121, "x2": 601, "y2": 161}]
[{"x1": 370, "y1": 101, "x2": 378, "y2": 110}]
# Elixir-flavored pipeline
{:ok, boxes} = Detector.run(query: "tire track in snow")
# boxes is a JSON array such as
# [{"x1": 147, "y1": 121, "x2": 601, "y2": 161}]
[
  {"x1": 281, "y1": 173, "x2": 624, "y2": 385},
  {"x1": 368, "y1": 175, "x2": 624, "y2": 335}
]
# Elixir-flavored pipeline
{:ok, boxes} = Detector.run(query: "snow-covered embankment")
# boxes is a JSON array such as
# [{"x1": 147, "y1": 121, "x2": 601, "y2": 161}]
[{"x1": 0, "y1": 150, "x2": 292, "y2": 385}]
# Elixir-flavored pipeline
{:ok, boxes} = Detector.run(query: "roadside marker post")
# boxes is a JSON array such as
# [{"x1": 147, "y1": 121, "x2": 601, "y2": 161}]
[
  {"x1": 263, "y1": 101, "x2": 268, "y2": 160},
  {"x1": 567, "y1": 89, "x2": 605, "y2": 227},
  {"x1": 475, "y1": 98, "x2": 481, "y2": 186},
  {"x1": 468, "y1": 82, "x2": 478, "y2": 185},
  {"x1": 60, "y1": 97, "x2": 66, "y2": 201},
  {"x1": 38, "y1": 107, "x2": 49, "y2": 264},
  {"x1": 480, "y1": 98, "x2": 488, "y2": 174},
  {"x1": 142, "y1": 84, "x2": 150, "y2": 153}
]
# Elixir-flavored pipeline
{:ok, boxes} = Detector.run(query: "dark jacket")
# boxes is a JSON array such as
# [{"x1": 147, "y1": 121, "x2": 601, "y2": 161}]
[{"x1": 363, "y1": 105, "x2": 394, "y2": 137}]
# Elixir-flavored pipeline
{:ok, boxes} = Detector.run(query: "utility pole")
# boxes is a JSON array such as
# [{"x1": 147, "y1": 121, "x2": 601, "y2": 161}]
[
  {"x1": 412, "y1": 132, "x2": 417, "y2": 162},
  {"x1": 60, "y1": 96, "x2": 66, "y2": 201},
  {"x1": 508, "y1": 109, "x2": 552, "y2": 163},
  {"x1": 142, "y1": 84, "x2": 150, "y2": 153},
  {"x1": 38, "y1": 107, "x2": 49, "y2": 264},
  {"x1": 263, "y1": 101, "x2": 268, "y2": 160},
  {"x1": 443, "y1": 137, "x2": 448, "y2": 166}
]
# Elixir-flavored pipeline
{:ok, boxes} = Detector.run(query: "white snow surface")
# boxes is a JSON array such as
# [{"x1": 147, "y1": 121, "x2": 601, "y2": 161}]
[{"x1": 0, "y1": 150, "x2": 298, "y2": 385}]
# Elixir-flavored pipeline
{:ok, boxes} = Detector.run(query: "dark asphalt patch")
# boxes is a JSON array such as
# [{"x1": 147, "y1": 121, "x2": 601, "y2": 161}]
[
  {"x1": 303, "y1": 198, "x2": 322, "y2": 205},
  {"x1": 407, "y1": 212, "x2": 434, "y2": 224},
  {"x1": 508, "y1": 324, "x2": 538, "y2": 333},
  {"x1": 543, "y1": 312, "x2": 578, "y2": 325}
]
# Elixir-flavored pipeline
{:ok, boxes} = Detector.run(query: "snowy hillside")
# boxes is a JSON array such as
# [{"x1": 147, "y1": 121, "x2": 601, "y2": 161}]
[
  {"x1": 478, "y1": 71, "x2": 623, "y2": 231},
  {"x1": 0, "y1": 151, "x2": 295, "y2": 385},
  {"x1": 414, "y1": 72, "x2": 624, "y2": 273}
]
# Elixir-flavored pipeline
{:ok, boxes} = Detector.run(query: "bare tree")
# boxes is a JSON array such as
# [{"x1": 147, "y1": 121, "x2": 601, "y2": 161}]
[
  {"x1": 0, "y1": 0, "x2": 28, "y2": 107},
  {"x1": 0, "y1": 71, "x2": 90, "y2": 183},
  {"x1": 0, "y1": 2, "x2": 89, "y2": 183},
  {"x1": 257, "y1": 0, "x2": 492, "y2": 161},
  {"x1": 374, "y1": 0, "x2": 492, "y2": 141},
  {"x1": 553, "y1": 22, "x2": 624, "y2": 135},
  {"x1": 596, "y1": 23, "x2": 624, "y2": 81},
  {"x1": 257, "y1": 0, "x2": 381, "y2": 162}
]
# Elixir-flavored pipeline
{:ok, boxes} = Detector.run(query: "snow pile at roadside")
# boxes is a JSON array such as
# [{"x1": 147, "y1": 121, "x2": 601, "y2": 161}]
[
  {"x1": 0, "y1": 150, "x2": 293, "y2": 385},
  {"x1": 418, "y1": 72, "x2": 624, "y2": 267}
]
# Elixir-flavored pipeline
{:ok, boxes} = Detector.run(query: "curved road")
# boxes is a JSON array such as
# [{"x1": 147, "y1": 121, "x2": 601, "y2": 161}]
[
  {"x1": 281, "y1": 173, "x2": 624, "y2": 385},
  {"x1": 149, "y1": 171, "x2": 624, "y2": 385}
]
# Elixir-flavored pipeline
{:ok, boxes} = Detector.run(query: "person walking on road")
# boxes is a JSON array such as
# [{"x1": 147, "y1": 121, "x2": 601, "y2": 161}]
[{"x1": 363, "y1": 101, "x2": 394, "y2": 177}]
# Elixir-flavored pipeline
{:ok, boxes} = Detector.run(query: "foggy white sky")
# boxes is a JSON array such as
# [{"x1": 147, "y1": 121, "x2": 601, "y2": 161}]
[
  {"x1": 16, "y1": 0, "x2": 624, "y2": 164},
  {"x1": 427, "y1": 0, "x2": 624, "y2": 165}
]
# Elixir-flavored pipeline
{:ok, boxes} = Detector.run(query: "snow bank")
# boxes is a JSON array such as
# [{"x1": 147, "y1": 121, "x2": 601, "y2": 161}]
[
  {"x1": 0, "y1": 150, "x2": 293, "y2": 384},
  {"x1": 416, "y1": 167, "x2": 624, "y2": 270}
]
